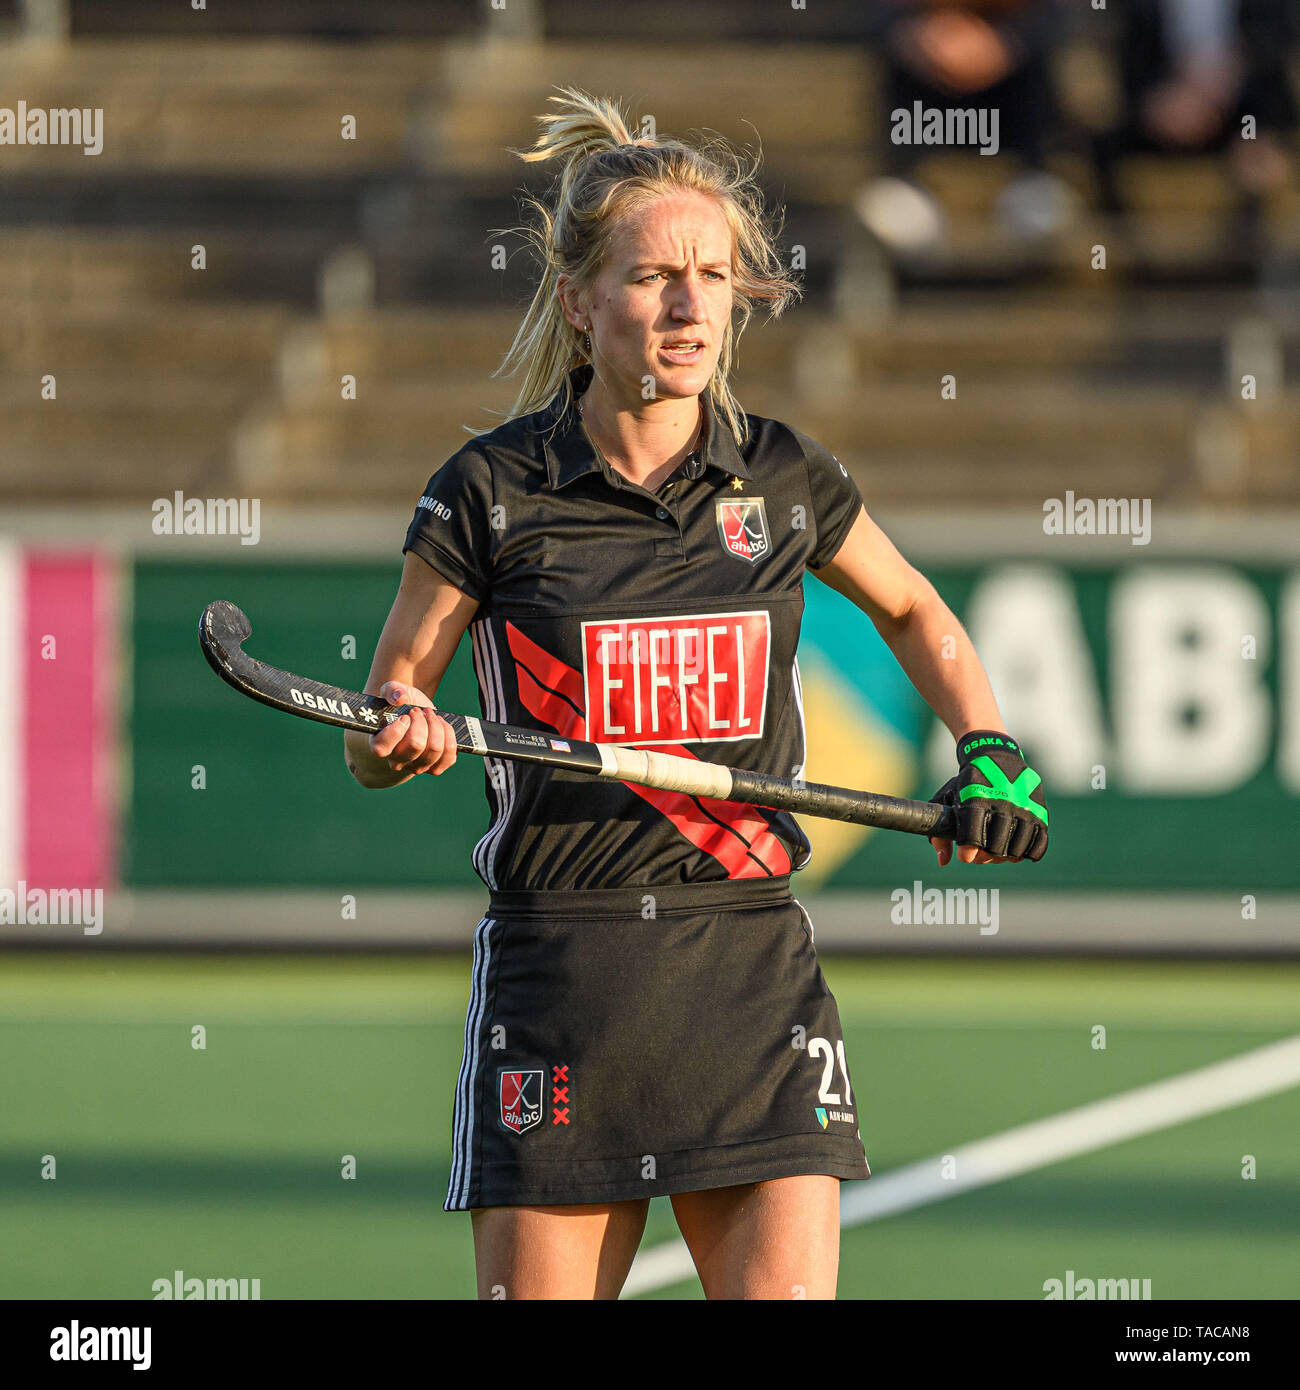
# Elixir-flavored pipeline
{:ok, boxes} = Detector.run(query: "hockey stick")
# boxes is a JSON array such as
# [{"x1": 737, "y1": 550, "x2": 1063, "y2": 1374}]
[{"x1": 198, "y1": 600, "x2": 956, "y2": 839}]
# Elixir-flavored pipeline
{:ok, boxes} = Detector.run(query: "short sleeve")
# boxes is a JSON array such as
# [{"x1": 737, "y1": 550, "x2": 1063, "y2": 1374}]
[
  {"x1": 792, "y1": 426, "x2": 864, "y2": 570},
  {"x1": 402, "y1": 446, "x2": 494, "y2": 602}
]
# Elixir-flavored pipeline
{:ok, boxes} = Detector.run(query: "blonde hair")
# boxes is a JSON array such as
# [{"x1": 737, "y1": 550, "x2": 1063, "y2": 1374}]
[{"x1": 473, "y1": 87, "x2": 801, "y2": 446}]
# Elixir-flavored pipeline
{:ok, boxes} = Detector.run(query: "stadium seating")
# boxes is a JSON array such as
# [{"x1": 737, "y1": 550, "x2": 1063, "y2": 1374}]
[{"x1": 3, "y1": 26, "x2": 1298, "y2": 509}]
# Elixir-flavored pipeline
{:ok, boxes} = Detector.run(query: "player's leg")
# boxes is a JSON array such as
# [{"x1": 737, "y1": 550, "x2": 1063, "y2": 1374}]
[
  {"x1": 470, "y1": 1198, "x2": 651, "y2": 1300},
  {"x1": 669, "y1": 1174, "x2": 841, "y2": 1300}
]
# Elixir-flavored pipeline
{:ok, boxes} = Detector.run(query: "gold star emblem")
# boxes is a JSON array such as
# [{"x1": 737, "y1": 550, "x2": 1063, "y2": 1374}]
[{"x1": 730, "y1": 475, "x2": 744, "y2": 491}]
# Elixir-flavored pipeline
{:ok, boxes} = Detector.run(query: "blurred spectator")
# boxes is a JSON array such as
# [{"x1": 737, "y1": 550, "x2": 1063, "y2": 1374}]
[
  {"x1": 1091, "y1": 0, "x2": 1298, "y2": 211},
  {"x1": 854, "y1": 1, "x2": 1076, "y2": 258}
]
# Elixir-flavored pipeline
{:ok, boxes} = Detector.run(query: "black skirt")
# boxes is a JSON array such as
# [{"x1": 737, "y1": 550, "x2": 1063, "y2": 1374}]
[{"x1": 444, "y1": 877, "x2": 871, "y2": 1210}]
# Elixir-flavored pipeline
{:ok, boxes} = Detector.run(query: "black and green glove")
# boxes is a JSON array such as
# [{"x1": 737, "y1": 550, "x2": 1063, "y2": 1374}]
[{"x1": 929, "y1": 729, "x2": 1049, "y2": 862}]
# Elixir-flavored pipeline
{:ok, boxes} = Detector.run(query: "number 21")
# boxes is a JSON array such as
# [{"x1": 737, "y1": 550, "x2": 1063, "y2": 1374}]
[{"x1": 807, "y1": 1036, "x2": 853, "y2": 1106}]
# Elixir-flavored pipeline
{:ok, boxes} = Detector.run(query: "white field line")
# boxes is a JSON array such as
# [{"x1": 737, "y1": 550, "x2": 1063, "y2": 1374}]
[{"x1": 622, "y1": 1033, "x2": 1300, "y2": 1298}]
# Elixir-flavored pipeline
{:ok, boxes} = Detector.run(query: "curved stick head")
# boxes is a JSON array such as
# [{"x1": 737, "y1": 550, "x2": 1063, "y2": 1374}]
[{"x1": 198, "y1": 600, "x2": 252, "y2": 675}]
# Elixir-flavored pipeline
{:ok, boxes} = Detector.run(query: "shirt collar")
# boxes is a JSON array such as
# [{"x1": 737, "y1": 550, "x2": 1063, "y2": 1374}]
[{"x1": 542, "y1": 362, "x2": 751, "y2": 491}]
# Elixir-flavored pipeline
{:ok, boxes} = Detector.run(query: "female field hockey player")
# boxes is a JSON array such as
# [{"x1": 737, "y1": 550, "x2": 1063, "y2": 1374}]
[{"x1": 344, "y1": 89, "x2": 1049, "y2": 1301}]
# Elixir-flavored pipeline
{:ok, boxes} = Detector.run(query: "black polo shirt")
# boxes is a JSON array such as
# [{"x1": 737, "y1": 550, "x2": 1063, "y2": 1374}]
[{"x1": 403, "y1": 362, "x2": 864, "y2": 893}]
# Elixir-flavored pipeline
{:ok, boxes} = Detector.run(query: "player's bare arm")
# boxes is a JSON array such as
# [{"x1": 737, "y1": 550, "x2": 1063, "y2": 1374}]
[
  {"x1": 812, "y1": 506, "x2": 1004, "y2": 738},
  {"x1": 812, "y1": 506, "x2": 1049, "y2": 867},
  {"x1": 344, "y1": 551, "x2": 478, "y2": 788}
]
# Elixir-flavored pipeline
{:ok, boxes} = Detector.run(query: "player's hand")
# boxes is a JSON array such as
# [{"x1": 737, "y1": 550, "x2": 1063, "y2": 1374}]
[
  {"x1": 369, "y1": 680, "x2": 458, "y2": 776},
  {"x1": 928, "y1": 729, "x2": 1049, "y2": 866}
]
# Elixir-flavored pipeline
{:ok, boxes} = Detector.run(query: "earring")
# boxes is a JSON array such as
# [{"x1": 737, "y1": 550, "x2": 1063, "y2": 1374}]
[{"x1": 583, "y1": 324, "x2": 591, "y2": 355}]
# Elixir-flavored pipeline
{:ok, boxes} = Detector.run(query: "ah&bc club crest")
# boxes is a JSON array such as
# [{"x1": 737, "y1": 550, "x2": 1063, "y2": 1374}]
[
  {"x1": 715, "y1": 497, "x2": 770, "y2": 564},
  {"x1": 498, "y1": 1064, "x2": 571, "y2": 1136},
  {"x1": 499, "y1": 1068, "x2": 544, "y2": 1135}
]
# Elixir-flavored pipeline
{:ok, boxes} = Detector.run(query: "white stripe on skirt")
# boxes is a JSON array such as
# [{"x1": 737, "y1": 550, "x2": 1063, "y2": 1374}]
[{"x1": 447, "y1": 916, "x2": 496, "y2": 1208}]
